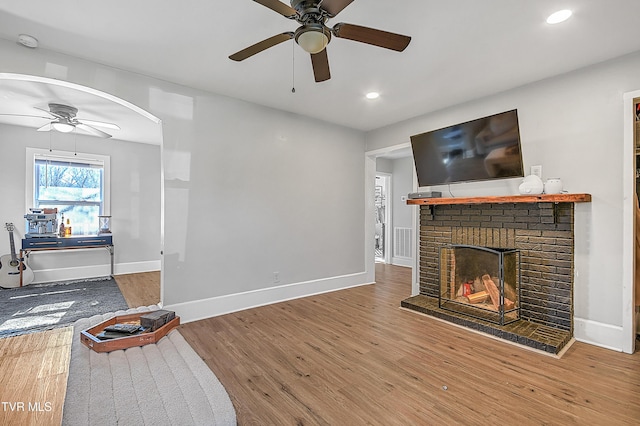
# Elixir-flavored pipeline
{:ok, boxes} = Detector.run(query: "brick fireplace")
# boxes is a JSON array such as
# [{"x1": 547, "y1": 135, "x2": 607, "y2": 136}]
[{"x1": 401, "y1": 194, "x2": 591, "y2": 355}]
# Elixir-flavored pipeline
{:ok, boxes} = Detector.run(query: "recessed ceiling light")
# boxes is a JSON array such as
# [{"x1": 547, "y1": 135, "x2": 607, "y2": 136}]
[
  {"x1": 17, "y1": 33, "x2": 38, "y2": 48},
  {"x1": 366, "y1": 92, "x2": 380, "y2": 100},
  {"x1": 546, "y1": 9, "x2": 572, "y2": 24}
]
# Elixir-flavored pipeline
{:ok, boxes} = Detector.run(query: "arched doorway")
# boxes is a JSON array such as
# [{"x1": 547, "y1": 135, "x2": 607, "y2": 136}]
[{"x1": 0, "y1": 73, "x2": 164, "y2": 304}]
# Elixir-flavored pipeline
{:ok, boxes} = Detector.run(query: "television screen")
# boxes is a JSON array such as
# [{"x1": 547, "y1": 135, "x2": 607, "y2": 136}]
[{"x1": 410, "y1": 109, "x2": 524, "y2": 187}]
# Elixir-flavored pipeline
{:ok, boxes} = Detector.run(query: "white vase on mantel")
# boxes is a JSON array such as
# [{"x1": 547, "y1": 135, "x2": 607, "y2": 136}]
[
  {"x1": 518, "y1": 175, "x2": 544, "y2": 195},
  {"x1": 544, "y1": 178, "x2": 563, "y2": 194}
]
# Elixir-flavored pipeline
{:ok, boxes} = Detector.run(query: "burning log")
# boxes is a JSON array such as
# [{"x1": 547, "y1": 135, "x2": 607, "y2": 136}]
[
  {"x1": 467, "y1": 290, "x2": 489, "y2": 304},
  {"x1": 481, "y1": 274, "x2": 514, "y2": 310},
  {"x1": 450, "y1": 252, "x2": 456, "y2": 299},
  {"x1": 504, "y1": 299, "x2": 515, "y2": 311},
  {"x1": 481, "y1": 274, "x2": 500, "y2": 309}
]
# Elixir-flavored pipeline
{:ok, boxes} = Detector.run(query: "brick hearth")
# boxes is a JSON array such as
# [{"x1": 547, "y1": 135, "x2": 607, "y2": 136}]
[{"x1": 401, "y1": 197, "x2": 588, "y2": 355}]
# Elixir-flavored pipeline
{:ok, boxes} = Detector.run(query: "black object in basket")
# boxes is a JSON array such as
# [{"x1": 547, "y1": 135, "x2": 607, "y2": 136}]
[
  {"x1": 140, "y1": 310, "x2": 176, "y2": 331},
  {"x1": 104, "y1": 323, "x2": 144, "y2": 334}
]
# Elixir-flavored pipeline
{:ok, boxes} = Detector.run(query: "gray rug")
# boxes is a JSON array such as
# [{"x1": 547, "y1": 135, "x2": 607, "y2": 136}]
[
  {"x1": 0, "y1": 277, "x2": 129, "y2": 338},
  {"x1": 64, "y1": 306, "x2": 237, "y2": 425}
]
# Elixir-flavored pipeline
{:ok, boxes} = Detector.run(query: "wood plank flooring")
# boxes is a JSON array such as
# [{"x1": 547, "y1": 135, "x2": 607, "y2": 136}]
[
  {"x1": 180, "y1": 264, "x2": 640, "y2": 425},
  {"x1": 0, "y1": 272, "x2": 160, "y2": 425},
  {"x1": 0, "y1": 327, "x2": 72, "y2": 426},
  {"x1": 115, "y1": 270, "x2": 161, "y2": 308}
]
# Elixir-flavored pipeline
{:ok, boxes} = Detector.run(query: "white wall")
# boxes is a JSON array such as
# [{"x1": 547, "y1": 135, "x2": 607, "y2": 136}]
[
  {"x1": 391, "y1": 157, "x2": 414, "y2": 230},
  {"x1": 376, "y1": 158, "x2": 393, "y2": 174},
  {"x1": 161, "y1": 94, "x2": 366, "y2": 312},
  {"x1": 366, "y1": 51, "x2": 640, "y2": 351},
  {"x1": 0, "y1": 39, "x2": 368, "y2": 320},
  {"x1": 0, "y1": 123, "x2": 161, "y2": 281}
]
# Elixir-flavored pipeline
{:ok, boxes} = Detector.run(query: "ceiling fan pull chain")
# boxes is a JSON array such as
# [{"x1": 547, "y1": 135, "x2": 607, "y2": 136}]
[{"x1": 291, "y1": 40, "x2": 296, "y2": 94}]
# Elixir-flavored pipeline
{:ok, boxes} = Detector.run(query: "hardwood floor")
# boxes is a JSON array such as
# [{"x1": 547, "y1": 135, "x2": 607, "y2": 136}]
[
  {"x1": 115, "y1": 271, "x2": 161, "y2": 308},
  {"x1": 180, "y1": 264, "x2": 640, "y2": 425},
  {"x1": 0, "y1": 327, "x2": 72, "y2": 426},
  {"x1": 0, "y1": 272, "x2": 160, "y2": 425}
]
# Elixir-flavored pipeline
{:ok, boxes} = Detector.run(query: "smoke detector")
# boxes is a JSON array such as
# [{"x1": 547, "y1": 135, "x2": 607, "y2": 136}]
[{"x1": 18, "y1": 34, "x2": 38, "y2": 48}]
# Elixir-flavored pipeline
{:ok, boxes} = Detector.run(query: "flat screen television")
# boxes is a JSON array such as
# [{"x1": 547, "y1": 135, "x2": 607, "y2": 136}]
[{"x1": 410, "y1": 109, "x2": 524, "y2": 187}]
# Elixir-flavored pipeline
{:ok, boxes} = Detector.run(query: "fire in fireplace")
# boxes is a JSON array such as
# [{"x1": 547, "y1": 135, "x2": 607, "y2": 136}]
[{"x1": 439, "y1": 245, "x2": 520, "y2": 325}]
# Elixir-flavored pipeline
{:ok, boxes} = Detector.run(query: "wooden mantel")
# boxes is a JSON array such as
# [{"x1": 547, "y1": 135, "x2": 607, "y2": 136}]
[{"x1": 406, "y1": 193, "x2": 592, "y2": 206}]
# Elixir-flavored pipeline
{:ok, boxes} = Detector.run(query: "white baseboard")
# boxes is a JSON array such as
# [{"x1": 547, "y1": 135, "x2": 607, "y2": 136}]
[
  {"x1": 574, "y1": 317, "x2": 623, "y2": 352},
  {"x1": 115, "y1": 260, "x2": 161, "y2": 275},
  {"x1": 391, "y1": 257, "x2": 413, "y2": 268},
  {"x1": 31, "y1": 260, "x2": 161, "y2": 283},
  {"x1": 164, "y1": 272, "x2": 372, "y2": 324},
  {"x1": 32, "y1": 265, "x2": 111, "y2": 283}
]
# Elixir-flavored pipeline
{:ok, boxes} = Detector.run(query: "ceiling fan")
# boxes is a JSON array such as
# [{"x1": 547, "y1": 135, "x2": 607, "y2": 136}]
[
  {"x1": 0, "y1": 103, "x2": 119, "y2": 138},
  {"x1": 229, "y1": 0, "x2": 412, "y2": 82}
]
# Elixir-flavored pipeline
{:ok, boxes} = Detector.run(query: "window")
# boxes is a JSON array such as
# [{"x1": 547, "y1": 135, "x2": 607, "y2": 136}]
[{"x1": 26, "y1": 148, "x2": 110, "y2": 235}]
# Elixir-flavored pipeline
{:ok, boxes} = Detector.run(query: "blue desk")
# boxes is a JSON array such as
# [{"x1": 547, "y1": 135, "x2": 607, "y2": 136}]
[{"x1": 20, "y1": 235, "x2": 114, "y2": 286}]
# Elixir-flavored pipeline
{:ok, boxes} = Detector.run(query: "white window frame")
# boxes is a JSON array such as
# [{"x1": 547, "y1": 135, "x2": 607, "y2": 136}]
[{"x1": 25, "y1": 147, "x2": 111, "y2": 216}]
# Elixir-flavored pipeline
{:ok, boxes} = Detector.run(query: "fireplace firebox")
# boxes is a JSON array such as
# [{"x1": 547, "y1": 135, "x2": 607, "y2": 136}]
[{"x1": 439, "y1": 245, "x2": 520, "y2": 326}]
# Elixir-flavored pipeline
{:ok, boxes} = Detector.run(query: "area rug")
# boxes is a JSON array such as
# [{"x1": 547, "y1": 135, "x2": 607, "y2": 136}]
[
  {"x1": 0, "y1": 277, "x2": 129, "y2": 338},
  {"x1": 63, "y1": 306, "x2": 237, "y2": 425}
]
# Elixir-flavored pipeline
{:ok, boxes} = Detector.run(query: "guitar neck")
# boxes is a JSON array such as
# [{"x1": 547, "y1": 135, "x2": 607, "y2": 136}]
[{"x1": 8, "y1": 230, "x2": 17, "y2": 263}]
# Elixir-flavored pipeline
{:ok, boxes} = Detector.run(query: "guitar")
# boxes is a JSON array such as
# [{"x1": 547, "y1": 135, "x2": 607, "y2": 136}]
[{"x1": 0, "y1": 223, "x2": 34, "y2": 288}]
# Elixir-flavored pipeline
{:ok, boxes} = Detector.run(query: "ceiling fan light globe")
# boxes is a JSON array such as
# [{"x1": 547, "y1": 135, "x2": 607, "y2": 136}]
[
  {"x1": 297, "y1": 30, "x2": 329, "y2": 54},
  {"x1": 52, "y1": 122, "x2": 75, "y2": 133}
]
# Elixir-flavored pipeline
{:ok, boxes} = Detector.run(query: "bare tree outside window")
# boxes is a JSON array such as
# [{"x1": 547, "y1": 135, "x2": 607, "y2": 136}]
[{"x1": 35, "y1": 160, "x2": 104, "y2": 235}]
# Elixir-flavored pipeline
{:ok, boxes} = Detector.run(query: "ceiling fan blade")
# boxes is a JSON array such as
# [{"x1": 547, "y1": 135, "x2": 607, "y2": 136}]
[
  {"x1": 33, "y1": 106, "x2": 57, "y2": 118},
  {"x1": 0, "y1": 113, "x2": 51, "y2": 120},
  {"x1": 76, "y1": 123, "x2": 112, "y2": 138},
  {"x1": 320, "y1": 0, "x2": 355, "y2": 17},
  {"x1": 78, "y1": 118, "x2": 121, "y2": 130},
  {"x1": 253, "y1": 0, "x2": 297, "y2": 18},
  {"x1": 311, "y1": 48, "x2": 331, "y2": 82},
  {"x1": 332, "y1": 23, "x2": 411, "y2": 52},
  {"x1": 229, "y1": 32, "x2": 294, "y2": 61},
  {"x1": 37, "y1": 123, "x2": 52, "y2": 132}
]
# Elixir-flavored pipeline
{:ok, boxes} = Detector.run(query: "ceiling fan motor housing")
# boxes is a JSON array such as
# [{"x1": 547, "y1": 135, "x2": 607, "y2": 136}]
[
  {"x1": 291, "y1": 0, "x2": 329, "y2": 21},
  {"x1": 49, "y1": 103, "x2": 78, "y2": 119},
  {"x1": 291, "y1": 0, "x2": 327, "y2": 19}
]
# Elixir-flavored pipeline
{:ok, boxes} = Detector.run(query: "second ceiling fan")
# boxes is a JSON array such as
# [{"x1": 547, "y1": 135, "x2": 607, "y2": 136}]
[{"x1": 229, "y1": 0, "x2": 411, "y2": 82}]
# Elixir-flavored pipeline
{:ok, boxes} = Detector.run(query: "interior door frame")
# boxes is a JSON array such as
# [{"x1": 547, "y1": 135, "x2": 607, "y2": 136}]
[
  {"x1": 622, "y1": 89, "x2": 639, "y2": 354},
  {"x1": 365, "y1": 143, "x2": 416, "y2": 288},
  {"x1": 375, "y1": 172, "x2": 393, "y2": 264}
]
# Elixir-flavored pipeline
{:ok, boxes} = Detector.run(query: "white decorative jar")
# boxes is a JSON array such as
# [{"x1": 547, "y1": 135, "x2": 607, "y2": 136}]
[
  {"x1": 544, "y1": 178, "x2": 563, "y2": 194},
  {"x1": 518, "y1": 175, "x2": 544, "y2": 195}
]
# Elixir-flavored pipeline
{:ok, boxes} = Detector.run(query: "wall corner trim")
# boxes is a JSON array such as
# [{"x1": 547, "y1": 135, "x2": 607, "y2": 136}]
[{"x1": 573, "y1": 317, "x2": 624, "y2": 353}]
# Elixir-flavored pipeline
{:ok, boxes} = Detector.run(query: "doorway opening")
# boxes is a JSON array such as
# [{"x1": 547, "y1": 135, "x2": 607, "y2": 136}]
[
  {"x1": 0, "y1": 73, "x2": 164, "y2": 310},
  {"x1": 375, "y1": 174, "x2": 390, "y2": 263}
]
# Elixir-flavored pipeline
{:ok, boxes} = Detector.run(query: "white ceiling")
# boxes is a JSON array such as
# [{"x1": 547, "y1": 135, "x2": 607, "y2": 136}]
[
  {"x1": 0, "y1": 77, "x2": 161, "y2": 144},
  {"x1": 1, "y1": 0, "x2": 640, "y2": 144}
]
